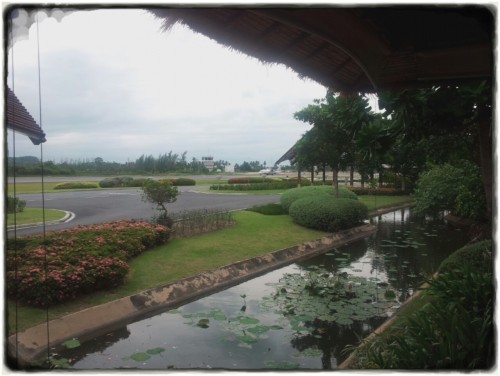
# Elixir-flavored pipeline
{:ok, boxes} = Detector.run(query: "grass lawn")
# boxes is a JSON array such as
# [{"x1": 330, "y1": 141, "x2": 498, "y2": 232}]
[
  {"x1": 7, "y1": 195, "x2": 414, "y2": 334},
  {"x1": 7, "y1": 208, "x2": 67, "y2": 226},
  {"x1": 7, "y1": 211, "x2": 327, "y2": 334},
  {"x1": 8, "y1": 181, "x2": 101, "y2": 195}
]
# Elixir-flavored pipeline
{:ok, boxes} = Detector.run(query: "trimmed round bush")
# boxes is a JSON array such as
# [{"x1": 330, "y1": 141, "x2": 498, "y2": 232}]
[
  {"x1": 289, "y1": 196, "x2": 368, "y2": 232},
  {"x1": 99, "y1": 177, "x2": 130, "y2": 188},
  {"x1": 280, "y1": 185, "x2": 358, "y2": 213},
  {"x1": 438, "y1": 240, "x2": 492, "y2": 274}
]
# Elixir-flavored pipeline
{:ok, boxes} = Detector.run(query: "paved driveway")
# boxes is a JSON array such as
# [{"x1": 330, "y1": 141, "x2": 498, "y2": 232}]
[{"x1": 8, "y1": 187, "x2": 281, "y2": 236}]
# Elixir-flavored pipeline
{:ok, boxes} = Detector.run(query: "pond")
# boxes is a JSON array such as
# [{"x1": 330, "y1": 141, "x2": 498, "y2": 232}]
[{"x1": 51, "y1": 208, "x2": 468, "y2": 370}]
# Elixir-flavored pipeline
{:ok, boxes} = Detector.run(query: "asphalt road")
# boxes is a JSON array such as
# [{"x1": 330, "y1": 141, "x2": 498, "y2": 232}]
[{"x1": 8, "y1": 187, "x2": 281, "y2": 237}]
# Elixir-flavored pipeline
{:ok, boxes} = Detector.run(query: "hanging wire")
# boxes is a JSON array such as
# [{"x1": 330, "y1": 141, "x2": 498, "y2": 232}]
[{"x1": 35, "y1": 11, "x2": 51, "y2": 364}]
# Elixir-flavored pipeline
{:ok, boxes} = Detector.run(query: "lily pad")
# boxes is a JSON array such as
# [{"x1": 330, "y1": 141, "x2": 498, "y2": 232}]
[
  {"x1": 264, "y1": 360, "x2": 300, "y2": 369},
  {"x1": 247, "y1": 325, "x2": 270, "y2": 335},
  {"x1": 130, "y1": 352, "x2": 151, "y2": 362},
  {"x1": 146, "y1": 347, "x2": 166, "y2": 355},
  {"x1": 213, "y1": 313, "x2": 227, "y2": 321},
  {"x1": 239, "y1": 317, "x2": 259, "y2": 325},
  {"x1": 238, "y1": 335, "x2": 257, "y2": 344},
  {"x1": 63, "y1": 338, "x2": 81, "y2": 349}
]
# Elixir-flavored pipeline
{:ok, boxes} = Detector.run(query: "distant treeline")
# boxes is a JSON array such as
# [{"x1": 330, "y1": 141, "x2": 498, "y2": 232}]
[{"x1": 7, "y1": 153, "x2": 290, "y2": 176}]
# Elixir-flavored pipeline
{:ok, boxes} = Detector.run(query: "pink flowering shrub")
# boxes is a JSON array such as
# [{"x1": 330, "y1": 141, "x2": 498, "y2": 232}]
[{"x1": 6, "y1": 220, "x2": 170, "y2": 307}]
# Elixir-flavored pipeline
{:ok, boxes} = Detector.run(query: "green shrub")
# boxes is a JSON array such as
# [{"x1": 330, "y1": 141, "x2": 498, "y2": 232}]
[
  {"x1": 358, "y1": 264, "x2": 494, "y2": 369},
  {"x1": 280, "y1": 185, "x2": 358, "y2": 213},
  {"x1": 54, "y1": 182, "x2": 98, "y2": 190},
  {"x1": 352, "y1": 243, "x2": 494, "y2": 369},
  {"x1": 438, "y1": 240, "x2": 492, "y2": 274},
  {"x1": 172, "y1": 178, "x2": 196, "y2": 186},
  {"x1": 346, "y1": 186, "x2": 407, "y2": 196},
  {"x1": 211, "y1": 180, "x2": 309, "y2": 191},
  {"x1": 289, "y1": 196, "x2": 367, "y2": 232},
  {"x1": 98, "y1": 176, "x2": 151, "y2": 188},
  {"x1": 246, "y1": 204, "x2": 285, "y2": 215},
  {"x1": 227, "y1": 177, "x2": 274, "y2": 184},
  {"x1": 6, "y1": 220, "x2": 170, "y2": 306},
  {"x1": 99, "y1": 177, "x2": 130, "y2": 188},
  {"x1": 7, "y1": 195, "x2": 26, "y2": 213},
  {"x1": 414, "y1": 161, "x2": 486, "y2": 219}
]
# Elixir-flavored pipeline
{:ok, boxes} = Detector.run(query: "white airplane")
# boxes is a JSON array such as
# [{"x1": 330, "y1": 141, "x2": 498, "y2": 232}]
[{"x1": 259, "y1": 167, "x2": 279, "y2": 175}]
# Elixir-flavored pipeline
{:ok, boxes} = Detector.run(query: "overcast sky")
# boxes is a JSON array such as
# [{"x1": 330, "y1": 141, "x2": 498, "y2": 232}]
[{"x1": 5, "y1": 7, "x2": 337, "y2": 166}]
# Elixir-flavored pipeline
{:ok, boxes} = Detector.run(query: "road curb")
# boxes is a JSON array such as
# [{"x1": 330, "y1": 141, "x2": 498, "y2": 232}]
[{"x1": 7, "y1": 210, "x2": 75, "y2": 231}]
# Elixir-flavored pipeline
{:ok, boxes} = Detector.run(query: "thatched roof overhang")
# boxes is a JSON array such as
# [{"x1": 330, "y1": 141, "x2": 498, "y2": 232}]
[
  {"x1": 151, "y1": 6, "x2": 493, "y2": 93},
  {"x1": 6, "y1": 87, "x2": 46, "y2": 145}
]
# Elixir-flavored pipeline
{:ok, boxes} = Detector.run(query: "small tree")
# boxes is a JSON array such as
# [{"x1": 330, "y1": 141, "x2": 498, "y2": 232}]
[{"x1": 141, "y1": 179, "x2": 179, "y2": 227}]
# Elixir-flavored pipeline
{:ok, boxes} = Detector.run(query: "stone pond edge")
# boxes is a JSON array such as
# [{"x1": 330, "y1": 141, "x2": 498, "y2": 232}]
[{"x1": 9, "y1": 223, "x2": 379, "y2": 366}]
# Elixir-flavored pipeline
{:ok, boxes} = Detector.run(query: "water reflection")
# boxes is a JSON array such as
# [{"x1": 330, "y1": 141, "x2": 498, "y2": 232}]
[{"x1": 56, "y1": 208, "x2": 468, "y2": 370}]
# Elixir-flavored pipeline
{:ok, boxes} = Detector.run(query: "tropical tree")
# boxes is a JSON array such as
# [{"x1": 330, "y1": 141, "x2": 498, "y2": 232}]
[
  {"x1": 294, "y1": 127, "x2": 329, "y2": 182},
  {"x1": 378, "y1": 81, "x2": 492, "y2": 216},
  {"x1": 295, "y1": 91, "x2": 375, "y2": 196},
  {"x1": 141, "y1": 179, "x2": 179, "y2": 227}
]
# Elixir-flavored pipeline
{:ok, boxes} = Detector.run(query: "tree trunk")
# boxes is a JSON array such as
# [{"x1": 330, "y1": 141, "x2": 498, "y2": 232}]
[
  {"x1": 297, "y1": 165, "x2": 302, "y2": 188},
  {"x1": 401, "y1": 175, "x2": 406, "y2": 192},
  {"x1": 311, "y1": 166, "x2": 314, "y2": 183},
  {"x1": 332, "y1": 168, "x2": 339, "y2": 197},
  {"x1": 349, "y1": 166, "x2": 354, "y2": 186},
  {"x1": 322, "y1": 163, "x2": 326, "y2": 182},
  {"x1": 478, "y1": 119, "x2": 492, "y2": 218}
]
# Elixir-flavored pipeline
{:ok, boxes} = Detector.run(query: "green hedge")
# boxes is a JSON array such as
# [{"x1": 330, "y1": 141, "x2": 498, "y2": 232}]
[
  {"x1": 289, "y1": 196, "x2": 368, "y2": 232},
  {"x1": 6, "y1": 220, "x2": 170, "y2": 306},
  {"x1": 280, "y1": 185, "x2": 358, "y2": 213},
  {"x1": 227, "y1": 177, "x2": 279, "y2": 184},
  {"x1": 54, "y1": 182, "x2": 99, "y2": 190},
  {"x1": 346, "y1": 186, "x2": 407, "y2": 196},
  {"x1": 172, "y1": 178, "x2": 196, "y2": 186},
  {"x1": 246, "y1": 204, "x2": 286, "y2": 215},
  {"x1": 98, "y1": 177, "x2": 196, "y2": 188},
  {"x1": 210, "y1": 180, "x2": 310, "y2": 191},
  {"x1": 99, "y1": 176, "x2": 147, "y2": 188},
  {"x1": 438, "y1": 240, "x2": 492, "y2": 274}
]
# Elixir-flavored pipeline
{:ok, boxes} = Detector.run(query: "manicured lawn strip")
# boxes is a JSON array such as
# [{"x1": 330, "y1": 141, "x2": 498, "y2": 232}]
[
  {"x1": 8, "y1": 211, "x2": 326, "y2": 334},
  {"x1": 8, "y1": 182, "x2": 102, "y2": 194},
  {"x1": 7, "y1": 208, "x2": 67, "y2": 226}
]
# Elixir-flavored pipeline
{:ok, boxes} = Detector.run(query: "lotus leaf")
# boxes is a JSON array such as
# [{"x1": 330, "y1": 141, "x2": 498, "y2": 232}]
[
  {"x1": 130, "y1": 352, "x2": 151, "y2": 362},
  {"x1": 146, "y1": 347, "x2": 166, "y2": 355},
  {"x1": 238, "y1": 335, "x2": 257, "y2": 344},
  {"x1": 63, "y1": 338, "x2": 81, "y2": 349},
  {"x1": 247, "y1": 325, "x2": 270, "y2": 335},
  {"x1": 264, "y1": 360, "x2": 300, "y2": 369},
  {"x1": 239, "y1": 317, "x2": 259, "y2": 325}
]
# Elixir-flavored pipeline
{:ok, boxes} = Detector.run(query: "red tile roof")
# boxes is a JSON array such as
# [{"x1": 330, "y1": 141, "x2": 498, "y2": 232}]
[{"x1": 6, "y1": 87, "x2": 46, "y2": 145}]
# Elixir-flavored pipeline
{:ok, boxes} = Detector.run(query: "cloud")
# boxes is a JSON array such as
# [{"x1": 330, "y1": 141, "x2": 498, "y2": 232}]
[{"x1": 7, "y1": 8, "x2": 326, "y2": 165}]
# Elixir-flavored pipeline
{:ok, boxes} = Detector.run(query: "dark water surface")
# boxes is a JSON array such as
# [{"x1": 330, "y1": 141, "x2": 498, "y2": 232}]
[{"x1": 54, "y1": 208, "x2": 468, "y2": 370}]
